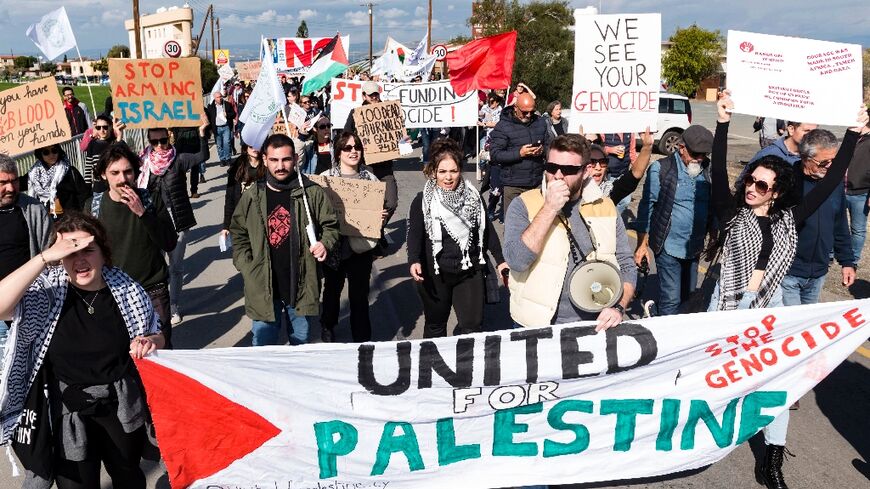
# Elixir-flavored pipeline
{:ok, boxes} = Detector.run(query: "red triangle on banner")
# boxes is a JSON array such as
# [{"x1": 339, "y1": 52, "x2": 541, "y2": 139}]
[
  {"x1": 330, "y1": 36, "x2": 349, "y2": 66},
  {"x1": 135, "y1": 358, "x2": 282, "y2": 489}
]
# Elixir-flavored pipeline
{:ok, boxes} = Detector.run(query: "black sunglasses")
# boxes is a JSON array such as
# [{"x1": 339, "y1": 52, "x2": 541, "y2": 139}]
[
  {"x1": 341, "y1": 144, "x2": 363, "y2": 152},
  {"x1": 316, "y1": 123, "x2": 332, "y2": 129},
  {"x1": 517, "y1": 108, "x2": 534, "y2": 116},
  {"x1": 149, "y1": 137, "x2": 170, "y2": 146},
  {"x1": 94, "y1": 125, "x2": 110, "y2": 130},
  {"x1": 545, "y1": 162, "x2": 584, "y2": 175},
  {"x1": 590, "y1": 158, "x2": 608, "y2": 166},
  {"x1": 39, "y1": 147, "x2": 59, "y2": 156},
  {"x1": 743, "y1": 174, "x2": 771, "y2": 195}
]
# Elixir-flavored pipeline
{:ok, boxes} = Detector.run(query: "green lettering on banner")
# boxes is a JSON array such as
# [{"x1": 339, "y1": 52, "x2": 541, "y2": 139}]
[
  {"x1": 600, "y1": 399, "x2": 654, "y2": 451},
  {"x1": 680, "y1": 399, "x2": 738, "y2": 450},
  {"x1": 371, "y1": 422, "x2": 425, "y2": 476},
  {"x1": 313, "y1": 420, "x2": 359, "y2": 479},
  {"x1": 493, "y1": 403, "x2": 543, "y2": 457},
  {"x1": 655, "y1": 399, "x2": 681, "y2": 451},
  {"x1": 436, "y1": 417, "x2": 481, "y2": 466},
  {"x1": 737, "y1": 391, "x2": 788, "y2": 444},
  {"x1": 543, "y1": 400, "x2": 593, "y2": 457}
]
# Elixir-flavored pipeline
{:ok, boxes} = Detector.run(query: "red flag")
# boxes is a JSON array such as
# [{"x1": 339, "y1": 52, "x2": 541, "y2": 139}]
[{"x1": 446, "y1": 31, "x2": 517, "y2": 96}]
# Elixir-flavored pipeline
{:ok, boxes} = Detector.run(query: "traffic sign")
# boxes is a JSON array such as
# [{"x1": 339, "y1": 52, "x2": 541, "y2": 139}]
[
  {"x1": 431, "y1": 44, "x2": 448, "y2": 61},
  {"x1": 214, "y1": 49, "x2": 230, "y2": 65},
  {"x1": 163, "y1": 40, "x2": 182, "y2": 58}
]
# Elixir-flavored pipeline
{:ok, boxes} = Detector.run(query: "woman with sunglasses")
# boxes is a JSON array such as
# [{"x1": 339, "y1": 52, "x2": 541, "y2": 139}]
[
  {"x1": 318, "y1": 132, "x2": 386, "y2": 343},
  {"x1": 27, "y1": 144, "x2": 90, "y2": 219},
  {"x1": 587, "y1": 128, "x2": 655, "y2": 204},
  {"x1": 0, "y1": 212, "x2": 163, "y2": 488},
  {"x1": 80, "y1": 114, "x2": 124, "y2": 191},
  {"x1": 299, "y1": 116, "x2": 335, "y2": 175},
  {"x1": 407, "y1": 138, "x2": 508, "y2": 338},
  {"x1": 221, "y1": 140, "x2": 265, "y2": 240},
  {"x1": 709, "y1": 93, "x2": 868, "y2": 489}
]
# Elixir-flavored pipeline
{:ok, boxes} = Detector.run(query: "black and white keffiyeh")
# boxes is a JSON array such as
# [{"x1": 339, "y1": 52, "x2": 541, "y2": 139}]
[
  {"x1": 716, "y1": 208, "x2": 798, "y2": 310},
  {"x1": 0, "y1": 266, "x2": 160, "y2": 445},
  {"x1": 422, "y1": 178, "x2": 486, "y2": 274},
  {"x1": 27, "y1": 160, "x2": 70, "y2": 215}
]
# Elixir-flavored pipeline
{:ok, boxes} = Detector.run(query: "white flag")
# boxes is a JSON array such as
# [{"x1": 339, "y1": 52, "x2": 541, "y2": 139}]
[
  {"x1": 26, "y1": 6, "x2": 77, "y2": 61},
  {"x1": 372, "y1": 37, "x2": 409, "y2": 78},
  {"x1": 240, "y1": 39, "x2": 287, "y2": 150},
  {"x1": 399, "y1": 53, "x2": 437, "y2": 82},
  {"x1": 404, "y1": 33, "x2": 429, "y2": 67}
]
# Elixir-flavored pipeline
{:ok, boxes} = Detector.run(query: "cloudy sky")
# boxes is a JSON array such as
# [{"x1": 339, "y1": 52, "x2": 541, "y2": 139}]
[{"x1": 1, "y1": 0, "x2": 867, "y2": 60}]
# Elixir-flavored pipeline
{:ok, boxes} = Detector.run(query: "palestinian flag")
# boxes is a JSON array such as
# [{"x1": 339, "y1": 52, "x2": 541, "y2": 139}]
[{"x1": 301, "y1": 34, "x2": 348, "y2": 95}]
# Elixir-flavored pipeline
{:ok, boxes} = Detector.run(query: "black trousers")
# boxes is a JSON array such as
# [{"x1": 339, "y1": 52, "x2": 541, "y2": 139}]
[
  {"x1": 416, "y1": 267, "x2": 485, "y2": 338},
  {"x1": 54, "y1": 413, "x2": 146, "y2": 489},
  {"x1": 145, "y1": 283, "x2": 172, "y2": 349},
  {"x1": 320, "y1": 251, "x2": 374, "y2": 342}
]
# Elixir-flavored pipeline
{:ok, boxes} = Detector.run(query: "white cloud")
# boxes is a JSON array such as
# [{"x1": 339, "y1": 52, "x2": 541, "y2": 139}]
[
  {"x1": 414, "y1": 6, "x2": 427, "y2": 17},
  {"x1": 448, "y1": 5, "x2": 455, "y2": 11},
  {"x1": 100, "y1": 10, "x2": 126, "y2": 25},
  {"x1": 344, "y1": 11, "x2": 369, "y2": 26},
  {"x1": 298, "y1": 9, "x2": 317, "y2": 21},
  {"x1": 221, "y1": 9, "x2": 293, "y2": 27},
  {"x1": 380, "y1": 8, "x2": 407, "y2": 19}
]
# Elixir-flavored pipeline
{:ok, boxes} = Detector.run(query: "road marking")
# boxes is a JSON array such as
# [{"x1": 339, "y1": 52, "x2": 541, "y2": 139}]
[
  {"x1": 729, "y1": 133, "x2": 755, "y2": 141},
  {"x1": 857, "y1": 346, "x2": 870, "y2": 359}
]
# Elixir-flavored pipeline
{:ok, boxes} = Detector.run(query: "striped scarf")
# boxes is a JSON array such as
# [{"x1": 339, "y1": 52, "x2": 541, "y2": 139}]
[
  {"x1": 27, "y1": 160, "x2": 70, "y2": 216},
  {"x1": 715, "y1": 208, "x2": 798, "y2": 310},
  {"x1": 422, "y1": 178, "x2": 486, "y2": 274}
]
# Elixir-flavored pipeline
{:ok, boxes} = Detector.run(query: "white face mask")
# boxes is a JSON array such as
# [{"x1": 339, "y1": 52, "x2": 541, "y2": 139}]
[{"x1": 686, "y1": 162, "x2": 703, "y2": 178}]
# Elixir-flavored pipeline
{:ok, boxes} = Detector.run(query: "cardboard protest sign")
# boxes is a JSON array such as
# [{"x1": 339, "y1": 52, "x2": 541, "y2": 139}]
[
  {"x1": 109, "y1": 57, "x2": 204, "y2": 129},
  {"x1": 568, "y1": 12, "x2": 661, "y2": 134},
  {"x1": 269, "y1": 36, "x2": 351, "y2": 75},
  {"x1": 217, "y1": 63, "x2": 234, "y2": 81},
  {"x1": 381, "y1": 80, "x2": 477, "y2": 128},
  {"x1": 727, "y1": 31, "x2": 863, "y2": 126},
  {"x1": 137, "y1": 300, "x2": 869, "y2": 488},
  {"x1": 353, "y1": 100, "x2": 406, "y2": 164},
  {"x1": 236, "y1": 60, "x2": 261, "y2": 81},
  {"x1": 0, "y1": 77, "x2": 71, "y2": 156},
  {"x1": 308, "y1": 174, "x2": 385, "y2": 239}
]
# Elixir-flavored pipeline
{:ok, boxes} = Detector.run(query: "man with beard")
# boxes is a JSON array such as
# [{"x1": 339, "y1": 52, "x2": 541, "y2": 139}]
[
  {"x1": 0, "y1": 155, "x2": 51, "y2": 359},
  {"x1": 503, "y1": 134, "x2": 636, "y2": 330},
  {"x1": 230, "y1": 134, "x2": 339, "y2": 345},
  {"x1": 635, "y1": 125, "x2": 714, "y2": 316},
  {"x1": 62, "y1": 86, "x2": 91, "y2": 136}
]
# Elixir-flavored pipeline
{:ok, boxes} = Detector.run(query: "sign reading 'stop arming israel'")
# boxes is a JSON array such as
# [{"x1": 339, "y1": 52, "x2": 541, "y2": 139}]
[{"x1": 134, "y1": 300, "x2": 868, "y2": 489}]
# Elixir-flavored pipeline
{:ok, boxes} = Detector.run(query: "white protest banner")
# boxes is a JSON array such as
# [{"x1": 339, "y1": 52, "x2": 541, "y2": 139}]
[
  {"x1": 329, "y1": 78, "x2": 384, "y2": 129},
  {"x1": 726, "y1": 31, "x2": 863, "y2": 126},
  {"x1": 568, "y1": 12, "x2": 661, "y2": 134},
  {"x1": 135, "y1": 300, "x2": 868, "y2": 489},
  {"x1": 308, "y1": 174, "x2": 386, "y2": 239},
  {"x1": 269, "y1": 36, "x2": 351, "y2": 75},
  {"x1": 381, "y1": 80, "x2": 478, "y2": 128}
]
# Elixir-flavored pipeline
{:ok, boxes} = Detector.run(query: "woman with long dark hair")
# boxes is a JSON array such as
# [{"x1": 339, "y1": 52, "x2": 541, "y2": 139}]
[
  {"x1": 0, "y1": 212, "x2": 164, "y2": 488},
  {"x1": 407, "y1": 138, "x2": 508, "y2": 338},
  {"x1": 319, "y1": 132, "x2": 385, "y2": 343},
  {"x1": 26, "y1": 144, "x2": 90, "y2": 218},
  {"x1": 221, "y1": 140, "x2": 265, "y2": 238},
  {"x1": 80, "y1": 114, "x2": 124, "y2": 190},
  {"x1": 709, "y1": 93, "x2": 868, "y2": 488}
]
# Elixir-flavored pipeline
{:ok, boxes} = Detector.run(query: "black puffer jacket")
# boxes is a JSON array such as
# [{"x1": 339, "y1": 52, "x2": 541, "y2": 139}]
[
  {"x1": 145, "y1": 137, "x2": 209, "y2": 232},
  {"x1": 489, "y1": 109, "x2": 551, "y2": 188}
]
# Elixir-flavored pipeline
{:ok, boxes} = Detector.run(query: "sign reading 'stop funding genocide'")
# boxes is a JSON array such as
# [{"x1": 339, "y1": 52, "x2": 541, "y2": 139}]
[
  {"x1": 569, "y1": 11, "x2": 661, "y2": 134},
  {"x1": 109, "y1": 57, "x2": 204, "y2": 129},
  {"x1": 353, "y1": 100, "x2": 406, "y2": 164},
  {"x1": 0, "y1": 77, "x2": 71, "y2": 156}
]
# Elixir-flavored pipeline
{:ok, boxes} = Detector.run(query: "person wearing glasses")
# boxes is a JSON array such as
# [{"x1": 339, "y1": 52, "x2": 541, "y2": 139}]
[
  {"x1": 503, "y1": 134, "x2": 636, "y2": 330},
  {"x1": 586, "y1": 129, "x2": 655, "y2": 204},
  {"x1": 634, "y1": 125, "x2": 714, "y2": 316},
  {"x1": 707, "y1": 93, "x2": 868, "y2": 489},
  {"x1": 80, "y1": 114, "x2": 124, "y2": 189},
  {"x1": 319, "y1": 132, "x2": 387, "y2": 342},
  {"x1": 138, "y1": 123, "x2": 209, "y2": 329},
  {"x1": 26, "y1": 144, "x2": 91, "y2": 219},
  {"x1": 299, "y1": 115, "x2": 335, "y2": 175}
]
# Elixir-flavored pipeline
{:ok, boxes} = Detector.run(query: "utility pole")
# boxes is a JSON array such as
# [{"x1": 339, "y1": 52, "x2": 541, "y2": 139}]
[
  {"x1": 132, "y1": 0, "x2": 142, "y2": 58},
  {"x1": 210, "y1": 5, "x2": 216, "y2": 62},
  {"x1": 361, "y1": 3, "x2": 375, "y2": 69},
  {"x1": 216, "y1": 17, "x2": 221, "y2": 50},
  {"x1": 427, "y1": 0, "x2": 432, "y2": 52},
  {"x1": 192, "y1": 4, "x2": 212, "y2": 55}
]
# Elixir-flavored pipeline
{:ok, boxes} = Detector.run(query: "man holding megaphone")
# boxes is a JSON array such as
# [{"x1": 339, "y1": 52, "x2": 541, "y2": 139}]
[{"x1": 503, "y1": 134, "x2": 637, "y2": 331}]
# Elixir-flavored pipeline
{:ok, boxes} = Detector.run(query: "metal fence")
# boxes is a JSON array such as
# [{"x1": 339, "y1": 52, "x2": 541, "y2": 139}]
[{"x1": 12, "y1": 129, "x2": 148, "y2": 176}]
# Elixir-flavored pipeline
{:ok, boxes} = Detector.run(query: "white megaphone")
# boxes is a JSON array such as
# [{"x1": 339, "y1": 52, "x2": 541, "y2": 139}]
[{"x1": 567, "y1": 260, "x2": 623, "y2": 312}]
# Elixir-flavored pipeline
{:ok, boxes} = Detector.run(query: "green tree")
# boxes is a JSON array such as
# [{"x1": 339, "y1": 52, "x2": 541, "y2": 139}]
[
  {"x1": 39, "y1": 62, "x2": 56, "y2": 75},
  {"x1": 296, "y1": 20, "x2": 309, "y2": 38},
  {"x1": 199, "y1": 56, "x2": 219, "y2": 92},
  {"x1": 107, "y1": 44, "x2": 130, "y2": 59},
  {"x1": 92, "y1": 58, "x2": 108, "y2": 73},
  {"x1": 662, "y1": 25, "x2": 724, "y2": 97},
  {"x1": 469, "y1": 0, "x2": 574, "y2": 109},
  {"x1": 447, "y1": 35, "x2": 472, "y2": 45},
  {"x1": 14, "y1": 56, "x2": 37, "y2": 69}
]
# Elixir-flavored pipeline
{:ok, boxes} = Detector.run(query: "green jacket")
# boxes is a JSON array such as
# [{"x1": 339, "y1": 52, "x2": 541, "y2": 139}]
[{"x1": 230, "y1": 177, "x2": 339, "y2": 321}]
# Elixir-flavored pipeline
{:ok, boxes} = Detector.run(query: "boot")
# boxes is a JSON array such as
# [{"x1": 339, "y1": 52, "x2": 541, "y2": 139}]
[{"x1": 758, "y1": 444, "x2": 789, "y2": 489}]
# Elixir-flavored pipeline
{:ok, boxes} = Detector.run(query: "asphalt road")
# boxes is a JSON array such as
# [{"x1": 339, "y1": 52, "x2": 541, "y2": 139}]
[{"x1": 0, "y1": 100, "x2": 866, "y2": 488}]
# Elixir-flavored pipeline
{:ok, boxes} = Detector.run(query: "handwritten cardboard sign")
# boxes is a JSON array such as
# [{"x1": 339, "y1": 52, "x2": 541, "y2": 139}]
[
  {"x1": 381, "y1": 80, "x2": 478, "y2": 128},
  {"x1": 727, "y1": 30, "x2": 863, "y2": 126},
  {"x1": 236, "y1": 60, "x2": 261, "y2": 81},
  {"x1": 568, "y1": 11, "x2": 661, "y2": 133},
  {"x1": 109, "y1": 57, "x2": 205, "y2": 129},
  {"x1": 0, "y1": 77, "x2": 71, "y2": 156},
  {"x1": 308, "y1": 174, "x2": 385, "y2": 239},
  {"x1": 352, "y1": 100, "x2": 406, "y2": 165}
]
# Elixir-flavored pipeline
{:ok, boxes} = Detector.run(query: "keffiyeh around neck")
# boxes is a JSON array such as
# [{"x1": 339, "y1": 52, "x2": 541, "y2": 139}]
[
  {"x1": 137, "y1": 145, "x2": 176, "y2": 188},
  {"x1": 422, "y1": 178, "x2": 486, "y2": 274},
  {"x1": 28, "y1": 159, "x2": 70, "y2": 215}
]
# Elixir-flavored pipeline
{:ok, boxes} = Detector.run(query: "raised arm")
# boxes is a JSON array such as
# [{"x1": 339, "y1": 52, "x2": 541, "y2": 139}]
[{"x1": 711, "y1": 94, "x2": 735, "y2": 224}]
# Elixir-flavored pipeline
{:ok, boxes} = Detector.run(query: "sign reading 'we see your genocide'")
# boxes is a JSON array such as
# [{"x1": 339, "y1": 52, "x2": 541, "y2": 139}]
[
  {"x1": 353, "y1": 100, "x2": 407, "y2": 164},
  {"x1": 726, "y1": 31, "x2": 863, "y2": 126},
  {"x1": 0, "y1": 77, "x2": 71, "y2": 155},
  {"x1": 109, "y1": 57, "x2": 204, "y2": 129},
  {"x1": 569, "y1": 11, "x2": 661, "y2": 134}
]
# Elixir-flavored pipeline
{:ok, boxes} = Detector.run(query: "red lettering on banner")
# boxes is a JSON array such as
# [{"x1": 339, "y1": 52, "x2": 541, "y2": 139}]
[
  {"x1": 285, "y1": 39, "x2": 313, "y2": 68},
  {"x1": 843, "y1": 308, "x2": 865, "y2": 328},
  {"x1": 722, "y1": 361, "x2": 741, "y2": 383},
  {"x1": 820, "y1": 322, "x2": 840, "y2": 340},
  {"x1": 801, "y1": 330, "x2": 817, "y2": 349},
  {"x1": 782, "y1": 337, "x2": 800, "y2": 357}
]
